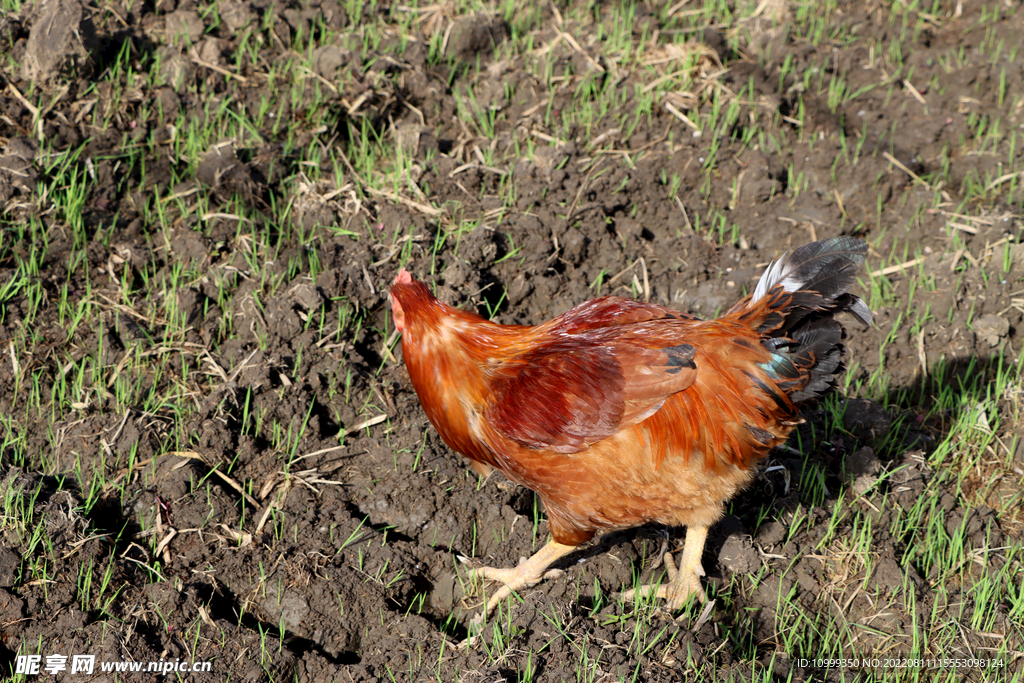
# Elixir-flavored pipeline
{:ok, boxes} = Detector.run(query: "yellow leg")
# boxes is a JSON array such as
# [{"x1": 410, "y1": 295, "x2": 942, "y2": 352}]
[
  {"x1": 468, "y1": 540, "x2": 577, "y2": 626},
  {"x1": 619, "y1": 525, "x2": 709, "y2": 609}
]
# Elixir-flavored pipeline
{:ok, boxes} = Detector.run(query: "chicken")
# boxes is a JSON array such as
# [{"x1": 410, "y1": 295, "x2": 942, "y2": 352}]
[{"x1": 389, "y1": 237, "x2": 871, "y2": 622}]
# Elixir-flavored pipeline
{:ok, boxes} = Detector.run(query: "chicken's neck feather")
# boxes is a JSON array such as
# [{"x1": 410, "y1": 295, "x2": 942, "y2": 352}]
[{"x1": 400, "y1": 304, "x2": 531, "y2": 465}]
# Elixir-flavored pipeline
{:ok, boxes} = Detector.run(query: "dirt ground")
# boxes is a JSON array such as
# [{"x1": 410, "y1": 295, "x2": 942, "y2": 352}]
[{"x1": 0, "y1": 0, "x2": 1022, "y2": 681}]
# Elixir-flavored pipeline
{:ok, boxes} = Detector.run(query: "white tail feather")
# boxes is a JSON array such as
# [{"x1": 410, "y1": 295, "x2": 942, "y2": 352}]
[
  {"x1": 752, "y1": 253, "x2": 795, "y2": 302},
  {"x1": 751, "y1": 237, "x2": 869, "y2": 307}
]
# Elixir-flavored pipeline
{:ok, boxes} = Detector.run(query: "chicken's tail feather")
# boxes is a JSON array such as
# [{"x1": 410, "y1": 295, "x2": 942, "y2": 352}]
[{"x1": 730, "y1": 237, "x2": 872, "y2": 404}]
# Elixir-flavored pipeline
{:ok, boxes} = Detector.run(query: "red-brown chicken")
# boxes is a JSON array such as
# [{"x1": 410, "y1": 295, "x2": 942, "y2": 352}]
[{"x1": 390, "y1": 237, "x2": 871, "y2": 621}]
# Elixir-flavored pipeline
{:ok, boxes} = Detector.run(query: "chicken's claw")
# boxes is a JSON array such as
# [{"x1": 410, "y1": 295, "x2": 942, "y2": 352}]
[
  {"x1": 464, "y1": 540, "x2": 577, "y2": 629},
  {"x1": 471, "y1": 562, "x2": 566, "y2": 588},
  {"x1": 618, "y1": 550, "x2": 707, "y2": 609},
  {"x1": 618, "y1": 524, "x2": 710, "y2": 610},
  {"x1": 469, "y1": 564, "x2": 565, "y2": 626}
]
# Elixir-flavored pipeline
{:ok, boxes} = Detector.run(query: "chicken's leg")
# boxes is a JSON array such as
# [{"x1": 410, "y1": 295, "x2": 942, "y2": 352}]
[
  {"x1": 468, "y1": 540, "x2": 577, "y2": 625},
  {"x1": 619, "y1": 524, "x2": 709, "y2": 609}
]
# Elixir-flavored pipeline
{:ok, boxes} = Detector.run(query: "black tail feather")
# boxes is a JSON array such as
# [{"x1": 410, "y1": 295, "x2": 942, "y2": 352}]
[
  {"x1": 750, "y1": 237, "x2": 872, "y2": 404},
  {"x1": 752, "y1": 236, "x2": 870, "y2": 307}
]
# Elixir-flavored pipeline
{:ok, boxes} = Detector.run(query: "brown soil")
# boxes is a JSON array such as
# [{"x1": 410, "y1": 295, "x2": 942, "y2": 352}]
[{"x1": 1, "y1": 0, "x2": 1022, "y2": 681}]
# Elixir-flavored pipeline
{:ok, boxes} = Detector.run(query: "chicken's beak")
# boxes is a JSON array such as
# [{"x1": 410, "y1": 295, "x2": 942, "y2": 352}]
[
  {"x1": 391, "y1": 270, "x2": 413, "y2": 332},
  {"x1": 390, "y1": 291, "x2": 406, "y2": 332}
]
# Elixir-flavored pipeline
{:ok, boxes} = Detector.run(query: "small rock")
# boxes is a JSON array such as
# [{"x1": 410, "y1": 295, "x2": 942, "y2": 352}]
[
  {"x1": 282, "y1": 8, "x2": 311, "y2": 39},
  {"x1": 442, "y1": 260, "x2": 471, "y2": 289},
  {"x1": 845, "y1": 446, "x2": 881, "y2": 496},
  {"x1": 741, "y1": 178, "x2": 781, "y2": 203},
  {"x1": 392, "y1": 121, "x2": 431, "y2": 158},
  {"x1": 320, "y1": 0, "x2": 348, "y2": 30},
  {"x1": 165, "y1": 9, "x2": 204, "y2": 44},
  {"x1": 506, "y1": 273, "x2": 534, "y2": 306},
  {"x1": 794, "y1": 559, "x2": 819, "y2": 594},
  {"x1": 752, "y1": 574, "x2": 794, "y2": 606},
  {"x1": 445, "y1": 13, "x2": 509, "y2": 61},
  {"x1": 0, "y1": 139, "x2": 40, "y2": 196},
  {"x1": 973, "y1": 314, "x2": 1009, "y2": 347},
  {"x1": 0, "y1": 547, "x2": 20, "y2": 588},
  {"x1": 429, "y1": 571, "x2": 458, "y2": 613},
  {"x1": 755, "y1": 520, "x2": 786, "y2": 546},
  {"x1": 195, "y1": 141, "x2": 256, "y2": 201},
  {"x1": 272, "y1": 17, "x2": 291, "y2": 47},
  {"x1": 312, "y1": 45, "x2": 350, "y2": 80},
  {"x1": 261, "y1": 589, "x2": 309, "y2": 632},
  {"x1": 415, "y1": 131, "x2": 439, "y2": 159},
  {"x1": 294, "y1": 190, "x2": 336, "y2": 231},
  {"x1": 288, "y1": 281, "x2": 321, "y2": 312},
  {"x1": 0, "y1": 589, "x2": 25, "y2": 623},
  {"x1": 21, "y1": 0, "x2": 98, "y2": 85},
  {"x1": 156, "y1": 46, "x2": 195, "y2": 90},
  {"x1": 192, "y1": 37, "x2": 222, "y2": 65},
  {"x1": 843, "y1": 398, "x2": 891, "y2": 440},
  {"x1": 5, "y1": 138, "x2": 39, "y2": 161},
  {"x1": 196, "y1": 142, "x2": 240, "y2": 187},
  {"x1": 716, "y1": 515, "x2": 759, "y2": 574},
  {"x1": 220, "y1": 0, "x2": 255, "y2": 34},
  {"x1": 155, "y1": 86, "x2": 180, "y2": 120},
  {"x1": 1008, "y1": 243, "x2": 1024, "y2": 272},
  {"x1": 869, "y1": 555, "x2": 903, "y2": 591},
  {"x1": 719, "y1": 532, "x2": 758, "y2": 574}
]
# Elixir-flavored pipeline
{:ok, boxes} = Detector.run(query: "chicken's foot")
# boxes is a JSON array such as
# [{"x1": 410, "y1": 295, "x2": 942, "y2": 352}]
[
  {"x1": 618, "y1": 524, "x2": 708, "y2": 610},
  {"x1": 467, "y1": 540, "x2": 577, "y2": 626}
]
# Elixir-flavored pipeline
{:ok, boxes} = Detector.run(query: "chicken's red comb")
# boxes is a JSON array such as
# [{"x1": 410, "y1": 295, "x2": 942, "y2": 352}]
[{"x1": 394, "y1": 270, "x2": 413, "y2": 285}]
